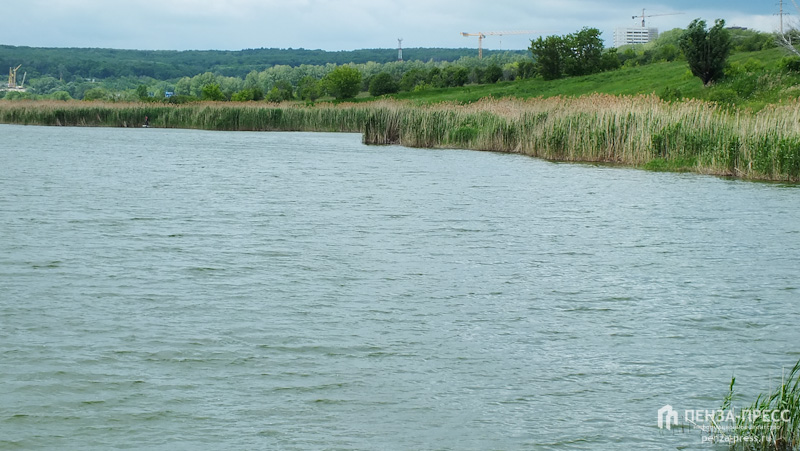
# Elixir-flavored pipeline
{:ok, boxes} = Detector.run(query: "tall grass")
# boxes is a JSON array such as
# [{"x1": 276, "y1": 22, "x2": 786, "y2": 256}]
[
  {"x1": 713, "y1": 359, "x2": 800, "y2": 450},
  {"x1": 364, "y1": 95, "x2": 800, "y2": 181},
  {"x1": 0, "y1": 101, "x2": 370, "y2": 133},
  {"x1": 2, "y1": 96, "x2": 800, "y2": 181}
]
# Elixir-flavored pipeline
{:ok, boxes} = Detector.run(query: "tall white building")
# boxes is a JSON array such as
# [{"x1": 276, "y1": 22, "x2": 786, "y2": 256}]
[{"x1": 613, "y1": 27, "x2": 659, "y2": 47}]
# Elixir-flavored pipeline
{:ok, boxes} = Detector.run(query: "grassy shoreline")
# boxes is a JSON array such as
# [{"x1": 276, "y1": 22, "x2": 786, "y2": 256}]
[{"x1": 1, "y1": 97, "x2": 799, "y2": 182}]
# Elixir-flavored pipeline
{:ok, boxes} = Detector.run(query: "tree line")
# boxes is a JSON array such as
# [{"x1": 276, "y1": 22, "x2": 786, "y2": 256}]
[
  {"x1": 0, "y1": 45, "x2": 523, "y2": 81},
  {"x1": 158, "y1": 56, "x2": 533, "y2": 102},
  {"x1": 6, "y1": 52, "x2": 532, "y2": 101}
]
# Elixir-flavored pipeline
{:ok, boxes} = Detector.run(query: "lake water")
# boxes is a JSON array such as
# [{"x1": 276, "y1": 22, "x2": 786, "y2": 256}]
[{"x1": 1, "y1": 124, "x2": 798, "y2": 450}]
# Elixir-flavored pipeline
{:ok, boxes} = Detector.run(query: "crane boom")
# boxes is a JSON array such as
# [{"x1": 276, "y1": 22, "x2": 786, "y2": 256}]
[
  {"x1": 8, "y1": 64, "x2": 22, "y2": 89},
  {"x1": 7, "y1": 65, "x2": 28, "y2": 91},
  {"x1": 461, "y1": 30, "x2": 542, "y2": 59},
  {"x1": 633, "y1": 9, "x2": 683, "y2": 27}
]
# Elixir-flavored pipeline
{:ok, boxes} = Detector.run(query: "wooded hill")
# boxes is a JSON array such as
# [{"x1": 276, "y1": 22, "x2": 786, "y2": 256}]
[{"x1": 0, "y1": 45, "x2": 525, "y2": 80}]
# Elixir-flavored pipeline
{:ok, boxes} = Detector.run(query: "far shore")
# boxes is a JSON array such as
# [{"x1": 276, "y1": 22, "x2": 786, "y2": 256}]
[{"x1": 1, "y1": 97, "x2": 799, "y2": 182}]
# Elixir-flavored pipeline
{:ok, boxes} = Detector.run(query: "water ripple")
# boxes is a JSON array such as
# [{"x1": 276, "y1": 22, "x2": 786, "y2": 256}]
[{"x1": 1, "y1": 125, "x2": 799, "y2": 450}]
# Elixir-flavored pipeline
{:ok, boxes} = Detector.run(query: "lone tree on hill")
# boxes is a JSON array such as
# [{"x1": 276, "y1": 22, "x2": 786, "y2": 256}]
[
  {"x1": 679, "y1": 19, "x2": 731, "y2": 86},
  {"x1": 563, "y1": 27, "x2": 604, "y2": 77},
  {"x1": 529, "y1": 35, "x2": 566, "y2": 80}
]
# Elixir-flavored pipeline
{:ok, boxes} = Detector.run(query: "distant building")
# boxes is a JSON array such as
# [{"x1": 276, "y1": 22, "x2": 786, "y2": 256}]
[{"x1": 614, "y1": 27, "x2": 659, "y2": 47}]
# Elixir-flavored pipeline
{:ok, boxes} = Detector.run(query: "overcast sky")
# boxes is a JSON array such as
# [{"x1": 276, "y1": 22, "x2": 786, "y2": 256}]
[{"x1": 1, "y1": 0, "x2": 780, "y2": 52}]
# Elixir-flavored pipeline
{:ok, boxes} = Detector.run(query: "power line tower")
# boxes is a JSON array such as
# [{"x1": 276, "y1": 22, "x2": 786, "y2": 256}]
[
  {"x1": 778, "y1": 0, "x2": 797, "y2": 34},
  {"x1": 397, "y1": 38, "x2": 403, "y2": 62},
  {"x1": 776, "y1": 0, "x2": 799, "y2": 52}
]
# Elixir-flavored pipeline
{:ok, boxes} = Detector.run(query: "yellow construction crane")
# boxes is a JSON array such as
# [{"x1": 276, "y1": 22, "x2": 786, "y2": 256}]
[
  {"x1": 8, "y1": 65, "x2": 21, "y2": 89},
  {"x1": 633, "y1": 9, "x2": 683, "y2": 28},
  {"x1": 461, "y1": 31, "x2": 541, "y2": 59}
]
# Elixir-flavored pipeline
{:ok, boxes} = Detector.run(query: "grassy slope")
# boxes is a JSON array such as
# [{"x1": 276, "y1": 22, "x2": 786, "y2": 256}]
[
  {"x1": 391, "y1": 60, "x2": 702, "y2": 102},
  {"x1": 386, "y1": 48, "x2": 794, "y2": 109}
]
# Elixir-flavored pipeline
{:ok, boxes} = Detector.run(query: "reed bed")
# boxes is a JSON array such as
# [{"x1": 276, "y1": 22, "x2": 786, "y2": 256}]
[
  {"x1": 2, "y1": 96, "x2": 799, "y2": 181},
  {"x1": 0, "y1": 101, "x2": 370, "y2": 133}
]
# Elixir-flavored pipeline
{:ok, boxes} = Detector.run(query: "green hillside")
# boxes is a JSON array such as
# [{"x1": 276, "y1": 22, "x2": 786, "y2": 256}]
[{"x1": 388, "y1": 48, "x2": 797, "y2": 110}]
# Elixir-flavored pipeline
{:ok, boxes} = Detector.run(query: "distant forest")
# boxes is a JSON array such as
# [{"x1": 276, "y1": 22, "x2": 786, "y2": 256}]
[{"x1": 0, "y1": 46, "x2": 525, "y2": 80}]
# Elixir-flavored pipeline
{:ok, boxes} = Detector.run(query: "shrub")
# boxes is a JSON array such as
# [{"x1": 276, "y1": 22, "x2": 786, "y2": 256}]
[
  {"x1": 484, "y1": 65, "x2": 503, "y2": 83},
  {"x1": 83, "y1": 87, "x2": 109, "y2": 101},
  {"x1": 298, "y1": 76, "x2": 322, "y2": 101},
  {"x1": 201, "y1": 84, "x2": 225, "y2": 101},
  {"x1": 399, "y1": 69, "x2": 427, "y2": 92},
  {"x1": 659, "y1": 86, "x2": 682, "y2": 102},
  {"x1": 706, "y1": 87, "x2": 738, "y2": 104},
  {"x1": 780, "y1": 57, "x2": 800, "y2": 72},
  {"x1": 49, "y1": 91, "x2": 72, "y2": 101},
  {"x1": 266, "y1": 81, "x2": 294, "y2": 102},
  {"x1": 324, "y1": 66, "x2": 362, "y2": 100},
  {"x1": 369, "y1": 72, "x2": 399, "y2": 96},
  {"x1": 444, "y1": 66, "x2": 470, "y2": 86}
]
